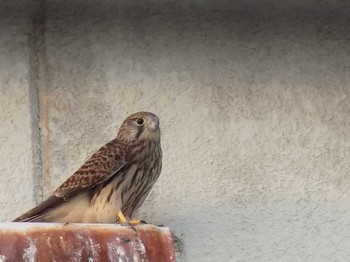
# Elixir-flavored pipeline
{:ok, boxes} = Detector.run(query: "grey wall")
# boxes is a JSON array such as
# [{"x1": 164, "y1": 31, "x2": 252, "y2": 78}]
[
  {"x1": 1, "y1": 1, "x2": 350, "y2": 261},
  {"x1": 0, "y1": 1, "x2": 42, "y2": 221}
]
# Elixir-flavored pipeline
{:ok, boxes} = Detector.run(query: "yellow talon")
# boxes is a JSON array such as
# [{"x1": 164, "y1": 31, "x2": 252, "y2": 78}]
[
  {"x1": 117, "y1": 210, "x2": 128, "y2": 223},
  {"x1": 117, "y1": 211, "x2": 142, "y2": 225},
  {"x1": 128, "y1": 219, "x2": 142, "y2": 225}
]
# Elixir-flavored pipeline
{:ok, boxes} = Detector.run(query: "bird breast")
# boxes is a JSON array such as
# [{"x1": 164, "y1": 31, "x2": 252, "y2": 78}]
[{"x1": 90, "y1": 141, "x2": 162, "y2": 222}]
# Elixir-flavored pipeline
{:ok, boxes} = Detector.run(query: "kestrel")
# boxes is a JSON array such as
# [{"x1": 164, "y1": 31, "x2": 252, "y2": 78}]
[{"x1": 13, "y1": 112, "x2": 162, "y2": 224}]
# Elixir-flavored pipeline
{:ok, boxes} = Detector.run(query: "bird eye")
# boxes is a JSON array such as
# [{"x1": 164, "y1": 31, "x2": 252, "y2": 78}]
[{"x1": 136, "y1": 118, "x2": 145, "y2": 125}]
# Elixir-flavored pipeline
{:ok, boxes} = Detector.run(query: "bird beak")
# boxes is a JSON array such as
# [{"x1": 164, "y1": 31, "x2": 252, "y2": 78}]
[{"x1": 149, "y1": 119, "x2": 159, "y2": 131}]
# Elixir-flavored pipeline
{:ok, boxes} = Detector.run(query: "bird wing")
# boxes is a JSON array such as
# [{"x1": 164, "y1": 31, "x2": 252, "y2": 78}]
[{"x1": 13, "y1": 138, "x2": 128, "y2": 222}]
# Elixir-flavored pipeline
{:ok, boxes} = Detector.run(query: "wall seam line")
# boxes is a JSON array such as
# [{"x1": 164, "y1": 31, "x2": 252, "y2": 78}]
[{"x1": 28, "y1": 0, "x2": 51, "y2": 203}]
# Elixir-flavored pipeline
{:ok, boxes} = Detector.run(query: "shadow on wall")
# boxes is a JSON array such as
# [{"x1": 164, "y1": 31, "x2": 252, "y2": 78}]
[{"x1": 42, "y1": 0, "x2": 350, "y2": 21}]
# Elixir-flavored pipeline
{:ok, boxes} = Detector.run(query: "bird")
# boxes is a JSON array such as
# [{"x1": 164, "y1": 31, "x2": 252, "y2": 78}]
[{"x1": 13, "y1": 111, "x2": 162, "y2": 224}]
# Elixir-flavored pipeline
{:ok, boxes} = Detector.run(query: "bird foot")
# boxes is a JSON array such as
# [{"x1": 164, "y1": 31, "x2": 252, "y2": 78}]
[
  {"x1": 116, "y1": 211, "x2": 146, "y2": 225},
  {"x1": 128, "y1": 219, "x2": 142, "y2": 225}
]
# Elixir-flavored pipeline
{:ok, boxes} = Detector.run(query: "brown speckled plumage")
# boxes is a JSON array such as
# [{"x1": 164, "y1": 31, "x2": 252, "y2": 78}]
[{"x1": 13, "y1": 112, "x2": 162, "y2": 223}]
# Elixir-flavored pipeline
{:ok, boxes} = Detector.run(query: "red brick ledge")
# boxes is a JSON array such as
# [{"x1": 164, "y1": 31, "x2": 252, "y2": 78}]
[{"x1": 0, "y1": 223, "x2": 175, "y2": 261}]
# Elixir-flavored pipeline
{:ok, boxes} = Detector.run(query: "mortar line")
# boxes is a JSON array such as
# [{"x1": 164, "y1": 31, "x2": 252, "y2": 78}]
[{"x1": 28, "y1": 0, "x2": 51, "y2": 203}]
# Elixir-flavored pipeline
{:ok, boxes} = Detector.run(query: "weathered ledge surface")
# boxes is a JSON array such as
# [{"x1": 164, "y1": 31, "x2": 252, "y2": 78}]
[{"x1": 0, "y1": 223, "x2": 175, "y2": 262}]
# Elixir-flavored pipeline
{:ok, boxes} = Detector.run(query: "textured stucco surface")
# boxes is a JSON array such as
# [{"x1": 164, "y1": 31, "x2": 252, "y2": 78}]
[
  {"x1": 0, "y1": 1, "x2": 42, "y2": 221},
  {"x1": 1, "y1": 1, "x2": 350, "y2": 261}
]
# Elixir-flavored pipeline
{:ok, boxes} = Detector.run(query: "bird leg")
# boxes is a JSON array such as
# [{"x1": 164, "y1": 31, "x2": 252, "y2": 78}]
[
  {"x1": 117, "y1": 210, "x2": 142, "y2": 225},
  {"x1": 117, "y1": 210, "x2": 128, "y2": 223}
]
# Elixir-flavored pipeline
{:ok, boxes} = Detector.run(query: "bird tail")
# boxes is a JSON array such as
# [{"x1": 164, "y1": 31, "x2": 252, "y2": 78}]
[
  {"x1": 12, "y1": 195, "x2": 62, "y2": 222},
  {"x1": 13, "y1": 213, "x2": 45, "y2": 222}
]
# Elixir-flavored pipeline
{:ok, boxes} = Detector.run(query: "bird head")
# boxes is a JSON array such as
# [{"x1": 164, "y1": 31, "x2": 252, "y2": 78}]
[{"x1": 117, "y1": 112, "x2": 160, "y2": 143}]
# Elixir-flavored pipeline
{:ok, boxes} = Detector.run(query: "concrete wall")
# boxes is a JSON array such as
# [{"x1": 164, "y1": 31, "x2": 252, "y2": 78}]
[
  {"x1": 1, "y1": 1, "x2": 350, "y2": 261},
  {"x1": 0, "y1": 1, "x2": 42, "y2": 221}
]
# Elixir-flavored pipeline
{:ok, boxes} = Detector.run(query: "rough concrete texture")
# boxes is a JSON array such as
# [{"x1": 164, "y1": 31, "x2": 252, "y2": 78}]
[
  {"x1": 1, "y1": 0, "x2": 350, "y2": 261},
  {"x1": 0, "y1": 1, "x2": 42, "y2": 221}
]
